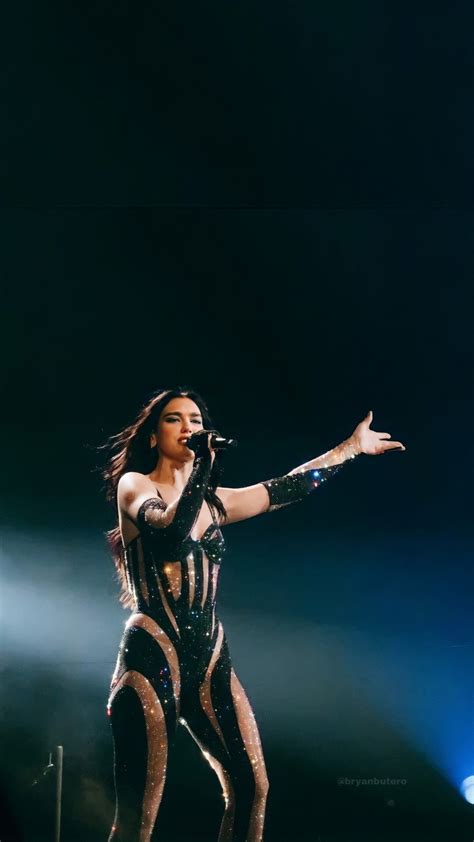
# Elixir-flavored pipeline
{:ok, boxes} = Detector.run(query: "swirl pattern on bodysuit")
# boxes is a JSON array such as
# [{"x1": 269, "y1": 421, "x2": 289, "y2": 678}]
[
  {"x1": 107, "y1": 453, "x2": 268, "y2": 842},
  {"x1": 107, "y1": 450, "x2": 354, "y2": 841}
]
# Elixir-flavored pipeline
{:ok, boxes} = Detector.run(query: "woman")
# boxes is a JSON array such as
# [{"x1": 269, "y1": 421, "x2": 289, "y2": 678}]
[{"x1": 102, "y1": 387, "x2": 405, "y2": 841}]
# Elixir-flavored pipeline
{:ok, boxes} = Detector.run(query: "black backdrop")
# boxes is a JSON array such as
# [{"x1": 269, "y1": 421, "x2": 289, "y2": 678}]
[{"x1": 1, "y1": 4, "x2": 473, "y2": 842}]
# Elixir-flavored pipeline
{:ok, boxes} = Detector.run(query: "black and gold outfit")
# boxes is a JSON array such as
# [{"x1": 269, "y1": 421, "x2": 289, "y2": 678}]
[{"x1": 107, "y1": 434, "x2": 353, "y2": 841}]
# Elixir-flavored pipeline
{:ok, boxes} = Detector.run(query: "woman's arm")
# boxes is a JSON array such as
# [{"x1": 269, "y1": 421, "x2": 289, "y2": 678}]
[
  {"x1": 217, "y1": 411, "x2": 405, "y2": 525},
  {"x1": 119, "y1": 432, "x2": 213, "y2": 542},
  {"x1": 216, "y1": 452, "x2": 351, "y2": 525}
]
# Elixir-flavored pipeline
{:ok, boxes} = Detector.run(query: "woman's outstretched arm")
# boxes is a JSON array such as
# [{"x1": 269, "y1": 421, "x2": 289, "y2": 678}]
[{"x1": 217, "y1": 410, "x2": 406, "y2": 525}]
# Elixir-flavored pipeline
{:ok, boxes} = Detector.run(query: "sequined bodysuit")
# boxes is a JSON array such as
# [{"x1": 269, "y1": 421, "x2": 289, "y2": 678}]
[
  {"x1": 107, "y1": 442, "x2": 350, "y2": 842},
  {"x1": 107, "y1": 450, "x2": 269, "y2": 842}
]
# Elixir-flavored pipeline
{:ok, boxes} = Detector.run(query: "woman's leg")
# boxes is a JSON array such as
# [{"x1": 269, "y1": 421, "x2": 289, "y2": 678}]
[
  {"x1": 181, "y1": 622, "x2": 269, "y2": 842},
  {"x1": 107, "y1": 614, "x2": 181, "y2": 841}
]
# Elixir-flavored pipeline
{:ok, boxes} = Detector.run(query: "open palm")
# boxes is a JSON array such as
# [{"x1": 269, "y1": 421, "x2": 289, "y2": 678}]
[{"x1": 351, "y1": 410, "x2": 405, "y2": 456}]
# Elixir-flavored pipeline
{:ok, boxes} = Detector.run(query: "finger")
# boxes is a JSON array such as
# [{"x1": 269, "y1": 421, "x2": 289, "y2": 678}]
[
  {"x1": 384, "y1": 440, "x2": 406, "y2": 451},
  {"x1": 378, "y1": 433, "x2": 391, "y2": 439}
]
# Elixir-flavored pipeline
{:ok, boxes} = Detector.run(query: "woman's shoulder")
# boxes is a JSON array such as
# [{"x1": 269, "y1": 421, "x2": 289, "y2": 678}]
[
  {"x1": 118, "y1": 471, "x2": 156, "y2": 503},
  {"x1": 118, "y1": 469, "x2": 152, "y2": 486}
]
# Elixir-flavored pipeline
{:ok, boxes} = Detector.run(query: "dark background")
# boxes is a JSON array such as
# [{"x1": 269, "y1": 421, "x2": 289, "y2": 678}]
[
  {"x1": 1, "y1": 3, "x2": 473, "y2": 842},
  {"x1": 2, "y1": 1, "x2": 474, "y2": 206}
]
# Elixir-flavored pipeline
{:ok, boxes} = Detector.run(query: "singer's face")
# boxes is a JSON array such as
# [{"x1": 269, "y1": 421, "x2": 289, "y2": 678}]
[{"x1": 153, "y1": 396, "x2": 204, "y2": 460}]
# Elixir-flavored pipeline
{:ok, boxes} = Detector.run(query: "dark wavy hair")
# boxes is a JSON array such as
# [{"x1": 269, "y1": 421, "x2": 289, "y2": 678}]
[{"x1": 100, "y1": 387, "x2": 227, "y2": 609}]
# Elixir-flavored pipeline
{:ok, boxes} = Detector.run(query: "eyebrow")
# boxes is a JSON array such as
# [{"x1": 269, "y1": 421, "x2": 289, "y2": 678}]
[{"x1": 163, "y1": 411, "x2": 202, "y2": 417}]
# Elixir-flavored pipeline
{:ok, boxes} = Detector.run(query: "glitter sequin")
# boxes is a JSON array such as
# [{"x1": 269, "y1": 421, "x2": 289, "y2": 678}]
[
  {"x1": 107, "y1": 442, "x2": 355, "y2": 840},
  {"x1": 263, "y1": 462, "x2": 352, "y2": 511},
  {"x1": 107, "y1": 453, "x2": 268, "y2": 842}
]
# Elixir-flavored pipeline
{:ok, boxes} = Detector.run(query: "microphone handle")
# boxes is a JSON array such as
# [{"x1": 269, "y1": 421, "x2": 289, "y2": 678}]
[
  {"x1": 185, "y1": 431, "x2": 237, "y2": 452},
  {"x1": 210, "y1": 434, "x2": 238, "y2": 450}
]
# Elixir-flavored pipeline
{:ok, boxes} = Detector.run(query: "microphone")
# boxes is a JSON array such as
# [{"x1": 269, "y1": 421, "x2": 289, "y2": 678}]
[
  {"x1": 210, "y1": 434, "x2": 238, "y2": 450},
  {"x1": 184, "y1": 431, "x2": 238, "y2": 452}
]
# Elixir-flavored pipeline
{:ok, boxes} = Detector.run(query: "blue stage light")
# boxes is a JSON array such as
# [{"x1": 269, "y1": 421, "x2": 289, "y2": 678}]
[{"x1": 461, "y1": 776, "x2": 474, "y2": 804}]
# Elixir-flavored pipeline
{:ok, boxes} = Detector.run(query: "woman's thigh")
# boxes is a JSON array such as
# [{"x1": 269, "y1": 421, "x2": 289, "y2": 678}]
[
  {"x1": 109, "y1": 612, "x2": 182, "y2": 725},
  {"x1": 180, "y1": 623, "x2": 269, "y2": 836},
  {"x1": 107, "y1": 613, "x2": 182, "y2": 839}
]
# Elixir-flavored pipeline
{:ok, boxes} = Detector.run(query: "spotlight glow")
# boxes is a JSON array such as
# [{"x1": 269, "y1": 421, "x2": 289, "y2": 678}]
[{"x1": 461, "y1": 776, "x2": 474, "y2": 804}]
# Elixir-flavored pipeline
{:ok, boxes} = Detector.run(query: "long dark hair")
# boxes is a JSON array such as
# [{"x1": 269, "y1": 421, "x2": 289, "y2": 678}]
[{"x1": 100, "y1": 387, "x2": 227, "y2": 609}]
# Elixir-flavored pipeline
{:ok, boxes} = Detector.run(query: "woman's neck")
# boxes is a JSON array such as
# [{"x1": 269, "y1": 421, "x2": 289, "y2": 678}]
[{"x1": 148, "y1": 456, "x2": 194, "y2": 492}]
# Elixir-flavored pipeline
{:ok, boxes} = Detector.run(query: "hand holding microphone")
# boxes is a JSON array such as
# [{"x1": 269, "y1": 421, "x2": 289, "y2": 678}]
[{"x1": 184, "y1": 429, "x2": 238, "y2": 458}]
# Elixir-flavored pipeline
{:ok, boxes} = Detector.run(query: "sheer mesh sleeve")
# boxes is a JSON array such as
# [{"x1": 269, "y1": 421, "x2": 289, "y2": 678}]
[
  {"x1": 262, "y1": 464, "x2": 347, "y2": 512},
  {"x1": 136, "y1": 452, "x2": 212, "y2": 541},
  {"x1": 136, "y1": 497, "x2": 168, "y2": 536}
]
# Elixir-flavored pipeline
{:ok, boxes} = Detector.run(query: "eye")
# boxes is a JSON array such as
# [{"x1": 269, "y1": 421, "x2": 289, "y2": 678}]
[{"x1": 192, "y1": 419, "x2": 202, "y2": 424}]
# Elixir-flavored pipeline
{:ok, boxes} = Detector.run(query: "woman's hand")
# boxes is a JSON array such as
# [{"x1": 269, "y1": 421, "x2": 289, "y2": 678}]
[
  {"x1": 207, "y1": 431, "x2": 216, "y2": 466},
  {"x1": 186, "y1": 429, "x2": 217, "y2": 464},
  {"x1": 350, "y1": 410, "x2": 406, "y2": 456}
]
